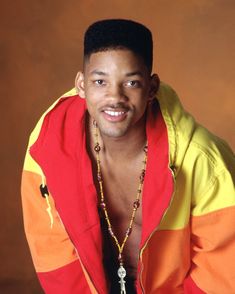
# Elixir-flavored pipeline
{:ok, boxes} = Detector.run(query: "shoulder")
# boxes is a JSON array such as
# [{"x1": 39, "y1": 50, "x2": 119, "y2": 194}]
[
  {"x1": 24, "y1": 89, "x2": 86, "y2": 174},
  {"x1": 157, "y1": 82, "x2": 235, "y2": 214},
  {"x1": 28, "y1": 88, "x2": 85, "y2": 147},
  {"x1": 190, "y1": 123, "x2": 234, "y2": 174},
  {"x1": 157, "y1": 82, "x2": 234, "y2": 175}
]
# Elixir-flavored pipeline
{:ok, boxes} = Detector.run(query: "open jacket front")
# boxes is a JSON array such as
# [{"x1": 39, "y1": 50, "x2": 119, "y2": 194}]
[{"x1": 21, "y1": 82, "x2": 235, "y2": 293}]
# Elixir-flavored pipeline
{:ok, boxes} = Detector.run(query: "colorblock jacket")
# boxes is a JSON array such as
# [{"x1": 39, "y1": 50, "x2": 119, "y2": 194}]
[{"x1": 21, "y1": 82, "x2": 235, "y2": 293}]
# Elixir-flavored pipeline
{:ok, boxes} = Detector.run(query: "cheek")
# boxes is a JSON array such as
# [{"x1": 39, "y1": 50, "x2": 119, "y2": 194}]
[
  {"x1": 138, "y1": 101, "x2": 148, "y2": 116},
  {"x1": 134, "y1": 91, "x2": 149, "y2": 107},
  {"x1": 85, "y1": 86, "x2": 104, "y2": 102},
  {"x1": 85, "y1": 99, "x2": 96, "y2": 115},
  {"x1": 136, "y1": 94, "x2": 149, "y2": 114},
  {"x1": 85, "y1": 90, "x2": 98, "y2": 107},
  {"x1": 85, "y1": 93, "x2": 103, "y2": 118}
]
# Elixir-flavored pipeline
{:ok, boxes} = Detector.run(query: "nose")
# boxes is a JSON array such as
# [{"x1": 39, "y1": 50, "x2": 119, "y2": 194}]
[{"x1": 107, "y1": 83, "x2": 127, "y2": 102}]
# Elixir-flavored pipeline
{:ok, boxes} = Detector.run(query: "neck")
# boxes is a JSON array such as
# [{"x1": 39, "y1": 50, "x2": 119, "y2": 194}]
[{"x1": 88, "y1": 115, "x2": 147, "y2": 162}]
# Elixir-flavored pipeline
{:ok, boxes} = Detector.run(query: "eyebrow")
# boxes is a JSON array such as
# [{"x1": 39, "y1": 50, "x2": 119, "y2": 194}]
[
  {"x1": 125, "y1": 71, "x2": 143, "y2": 77},
  {"x1": 90, "y1": 70, "x2": 107, "y2": 76},
  {"x1": 90, "y1": 70, "x2": 144, "y2": 77}
]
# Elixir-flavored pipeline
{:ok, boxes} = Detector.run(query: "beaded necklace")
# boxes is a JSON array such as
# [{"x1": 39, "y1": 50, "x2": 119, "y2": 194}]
[{"x1": 93, "y1": 121, "x2": 148, "y2": 294}]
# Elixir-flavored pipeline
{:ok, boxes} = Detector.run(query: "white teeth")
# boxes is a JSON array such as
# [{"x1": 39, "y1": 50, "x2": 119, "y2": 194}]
[{"x1": 104, "y1": 110, "x2": 125, "y2": 117}]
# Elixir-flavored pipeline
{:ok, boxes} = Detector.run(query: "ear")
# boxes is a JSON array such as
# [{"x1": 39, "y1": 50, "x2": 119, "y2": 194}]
[
  {"x1": 148, "y1": 74, "x2": 160, "y2": 101},
  {"x1": 75, "y1": 71, "x2": 85, "y2": 98}
]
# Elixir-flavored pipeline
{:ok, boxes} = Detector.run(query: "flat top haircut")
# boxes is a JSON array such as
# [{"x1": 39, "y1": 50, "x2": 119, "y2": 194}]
[{"x1": 84, "y1": 19, "x2": 153, "y2": 73}]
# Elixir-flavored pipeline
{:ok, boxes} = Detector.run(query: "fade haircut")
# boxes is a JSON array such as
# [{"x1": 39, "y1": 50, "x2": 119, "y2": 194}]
[{"x1": 84, "y1": 19, "x2": 153, "y2": 72}]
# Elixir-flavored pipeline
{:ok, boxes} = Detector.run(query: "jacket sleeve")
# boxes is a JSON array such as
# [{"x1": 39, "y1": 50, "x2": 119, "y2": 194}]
[
  {"x1": 188, "y1": 160, "x2": 235, "y2": 293},
  {"x1": 21, "y1": 116, "x2": 97, "y2": 294}
]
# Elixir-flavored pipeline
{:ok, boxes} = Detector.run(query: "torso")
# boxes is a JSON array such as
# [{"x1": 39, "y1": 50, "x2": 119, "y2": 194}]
[
  {"x1": 88, "y1": 147, "x2": 144, "y2": 292},
  {"x1": 86, "y1": 115, "x2": 146, "y2": 292},
  {"x1": 95, "y1": 159, "x2": 143, "y2": 293}
]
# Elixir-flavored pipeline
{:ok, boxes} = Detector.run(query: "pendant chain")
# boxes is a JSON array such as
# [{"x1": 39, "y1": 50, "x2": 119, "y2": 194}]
[{"x1": 93, "y1": 121, "x2": 148, "y2": 268}]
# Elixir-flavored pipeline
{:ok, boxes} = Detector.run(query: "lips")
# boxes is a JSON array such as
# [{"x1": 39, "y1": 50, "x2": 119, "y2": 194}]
[
  {"x1": 104, "y1": 110, "x2": 125, "y2": 116},
  {"x1": 102, "y1": 109, "x2": 128, "y2": 122}
]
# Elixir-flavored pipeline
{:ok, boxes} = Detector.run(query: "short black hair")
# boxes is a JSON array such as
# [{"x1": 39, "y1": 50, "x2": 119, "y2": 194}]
[{"x1": 84, "y1": 19, "x2": 153, "y2": 72}]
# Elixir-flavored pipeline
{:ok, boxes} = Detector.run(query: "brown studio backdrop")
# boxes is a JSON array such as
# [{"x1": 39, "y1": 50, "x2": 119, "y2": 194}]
[{"x1": 1, "y1": 0, "x2": 234, "y2": 293}]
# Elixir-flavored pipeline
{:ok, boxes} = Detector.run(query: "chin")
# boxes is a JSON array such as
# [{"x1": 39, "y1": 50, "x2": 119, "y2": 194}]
[{"x1": 99, "y1": 125, "x2": 129, "y2": 138}]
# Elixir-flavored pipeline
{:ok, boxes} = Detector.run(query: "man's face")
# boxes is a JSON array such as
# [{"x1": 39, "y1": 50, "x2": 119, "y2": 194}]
[{"x1": 80, "y1": 49, "x2": 154, "y2": 138}]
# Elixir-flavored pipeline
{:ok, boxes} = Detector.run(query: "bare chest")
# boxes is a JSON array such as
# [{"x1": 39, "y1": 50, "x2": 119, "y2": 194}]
[{"x1": 98, "y1": 165, "x2": 143, "y2": 281}]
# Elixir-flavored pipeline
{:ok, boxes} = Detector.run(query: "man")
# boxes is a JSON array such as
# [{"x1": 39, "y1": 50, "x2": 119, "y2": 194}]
[{"x1": 21, "y1": 19, "x2": 235, "y2": 293}]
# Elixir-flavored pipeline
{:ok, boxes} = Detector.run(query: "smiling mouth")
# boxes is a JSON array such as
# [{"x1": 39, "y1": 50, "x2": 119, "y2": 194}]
[
  {"x1": 104, "y1": 110, "x2": 126, "y2": 117},
  {"x1": 102, "y1": 109, "x2": 128, "y2": 122}
]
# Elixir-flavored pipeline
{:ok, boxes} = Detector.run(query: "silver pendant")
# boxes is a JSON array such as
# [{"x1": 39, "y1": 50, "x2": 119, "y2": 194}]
[{"x1": 118, "y1": 265, "x2": 126, "y2": 294}]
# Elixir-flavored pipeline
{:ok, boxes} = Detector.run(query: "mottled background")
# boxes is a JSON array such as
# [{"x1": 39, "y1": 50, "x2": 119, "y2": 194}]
[{"x1": 1, "y1": 0, "x2": 234, "y2": 293}]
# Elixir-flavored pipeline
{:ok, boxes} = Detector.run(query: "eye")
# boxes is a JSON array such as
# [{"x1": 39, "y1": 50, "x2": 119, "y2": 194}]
[
  {"x1": 125, "y1": 80, "x2": 141, "y2": 88},
  {"x1": 94, "y1": 79, "x2": 106, "y2": 86}
]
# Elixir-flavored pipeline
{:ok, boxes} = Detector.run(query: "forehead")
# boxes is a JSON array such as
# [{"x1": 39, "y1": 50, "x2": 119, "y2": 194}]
[{"x1": 84, "y1": 49, "x2": 148, "y2": 76}]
